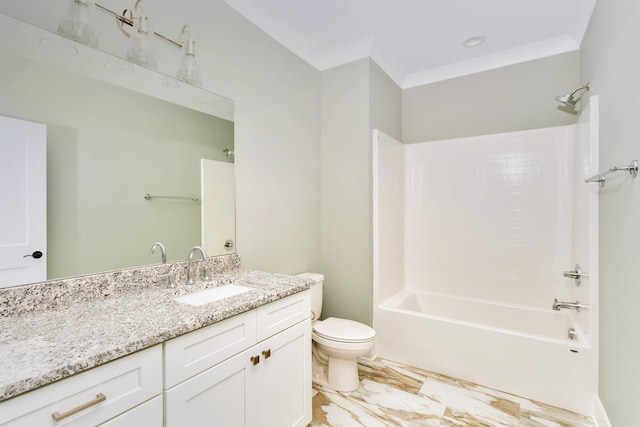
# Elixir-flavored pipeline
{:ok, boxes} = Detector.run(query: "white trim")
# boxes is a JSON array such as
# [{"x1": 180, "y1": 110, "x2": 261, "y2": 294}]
[
  {"x1": 594, "y1": 396, "x2": 612, "y2": 427},
  {"x1": 223, "y1": 0, "x2": 586, "y2": 88},
  {"x1": 569, "y1": 0, "x2": 597, "y2": 47},
  {"x1": 317, "y1": 37, "x2": 373, "y2": 71},
  {"x1": 223, "y1": 0, "x2": 325, "y2": 69},
  {"x1": 401, "y1": 36, "x2": 579, "y2": 88}
]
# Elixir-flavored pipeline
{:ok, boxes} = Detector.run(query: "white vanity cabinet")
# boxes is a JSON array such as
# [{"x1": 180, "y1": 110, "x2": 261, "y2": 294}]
[
  {"x1": 0, "y1": 345, "x2": 162, "y2": 427},
  {"x1": 164, "y1": 291, "x2": 311, "y2": 427},
  {"x1": 0, "y1": 290, "x2": 311, "y2": 427}
]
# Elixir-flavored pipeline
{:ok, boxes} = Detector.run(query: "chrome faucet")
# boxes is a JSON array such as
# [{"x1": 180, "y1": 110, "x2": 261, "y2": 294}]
[
  {"x1": 186, "y1": 245, "x2": 208, "y2": 286},
  {"x1": 552, "y1": 298, "x2": 590, "y2": 312},
  {"x1": 151, "y1": 242, "x2": 166, "y2": 264}
]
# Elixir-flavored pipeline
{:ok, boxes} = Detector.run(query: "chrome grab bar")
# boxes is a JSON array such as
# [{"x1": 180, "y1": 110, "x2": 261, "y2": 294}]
[{"x1": 552, "y1": 298, "x2": 590, "y2": 312}]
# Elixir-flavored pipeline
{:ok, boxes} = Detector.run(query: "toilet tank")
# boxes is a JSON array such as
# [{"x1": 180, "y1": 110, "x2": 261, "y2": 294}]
[{"x1": 296, "y1": 272, "x2": 324, "y2": 320}]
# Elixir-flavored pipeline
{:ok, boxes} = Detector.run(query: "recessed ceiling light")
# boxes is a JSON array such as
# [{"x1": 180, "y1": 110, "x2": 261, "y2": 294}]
[{"x1": 462, "y1": 36, "x2": 486, "y2": 48}]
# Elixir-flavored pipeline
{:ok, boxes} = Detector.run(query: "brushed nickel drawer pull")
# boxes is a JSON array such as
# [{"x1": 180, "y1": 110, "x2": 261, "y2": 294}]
[{"x1": 52, "y1": 393, "x2": 106, "y2": 422}]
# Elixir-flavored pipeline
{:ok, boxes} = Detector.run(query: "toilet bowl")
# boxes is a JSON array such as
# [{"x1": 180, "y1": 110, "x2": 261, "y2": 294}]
[{"x1": 296, "y1": 273, "x2": 376, "y2": 393}]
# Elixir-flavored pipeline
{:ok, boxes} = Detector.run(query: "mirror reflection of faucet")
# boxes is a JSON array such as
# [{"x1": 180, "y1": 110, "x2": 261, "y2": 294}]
[
  {"x1": 151, "y1": 241, "x2": 166, "y2": 264},
  {"x1": 552, "y1": 298, "x2": 590, "y2": 312}
]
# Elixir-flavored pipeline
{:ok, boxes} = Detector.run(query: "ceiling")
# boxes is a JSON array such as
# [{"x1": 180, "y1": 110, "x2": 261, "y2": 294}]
[{"x1": 223, "y1": 0, "x2": 596, "y2": 88}]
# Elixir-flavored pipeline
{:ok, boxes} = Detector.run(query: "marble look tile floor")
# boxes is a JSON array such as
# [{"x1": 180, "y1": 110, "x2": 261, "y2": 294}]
[{"x1": 310, "y1": 358, "x2": 594, "y2": 427}]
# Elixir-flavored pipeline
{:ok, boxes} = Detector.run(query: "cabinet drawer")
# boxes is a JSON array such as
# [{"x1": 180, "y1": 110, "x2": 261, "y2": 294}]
[
  {"x1": 256, "y1": 291, "x2": 310, "y2": 341},
  {"x1": 99, "y1": 395, "x2": 163, "y2": 427},
  {"x1": 0, "y1": 345, "x2": 162, "y2": 427},
  {"x1": 164, "y1": 310, "x2": 257, "y2": 388}
]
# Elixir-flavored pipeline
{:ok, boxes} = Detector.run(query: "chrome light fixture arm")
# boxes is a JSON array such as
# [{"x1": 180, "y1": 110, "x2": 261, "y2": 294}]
[{"x1": 94, "y1": 2, "x2": 182, "y2": 48}]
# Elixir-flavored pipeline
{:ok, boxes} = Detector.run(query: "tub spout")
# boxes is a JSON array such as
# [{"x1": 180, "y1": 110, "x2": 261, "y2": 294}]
[{"x1": 552, "y1": 298, "x2": 590, "y2": 312}]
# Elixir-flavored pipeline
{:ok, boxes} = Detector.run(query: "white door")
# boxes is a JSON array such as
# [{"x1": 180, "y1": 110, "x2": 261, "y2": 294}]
[
  {"x1": 0, "y1": 116, "x2": 47, "y2": 288},
  {"x1": 201, "y1": 159, "x2": 236, "y2": 256}
]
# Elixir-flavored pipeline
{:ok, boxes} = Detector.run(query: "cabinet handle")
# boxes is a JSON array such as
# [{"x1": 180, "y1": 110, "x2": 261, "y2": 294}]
[
  {"x1": 262, "y1": 349, "x2": 271, "y2": 359},
  {"x1": 51, "y1": 393, "x2": 106, "y2": 422},
  {"x1": 251, "y1": 355, "x2": 260, "y2": 366}
]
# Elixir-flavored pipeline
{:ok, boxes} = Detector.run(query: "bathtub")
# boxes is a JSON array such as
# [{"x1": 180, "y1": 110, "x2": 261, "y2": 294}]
[{"x1": 374, "y1": 289, "x2": 597, "y2": 415}]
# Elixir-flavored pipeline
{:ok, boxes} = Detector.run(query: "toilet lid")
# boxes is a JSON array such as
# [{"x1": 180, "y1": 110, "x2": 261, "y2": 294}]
[{"x1": 313, "y1": 317, "x2": 376, "y2": 343}]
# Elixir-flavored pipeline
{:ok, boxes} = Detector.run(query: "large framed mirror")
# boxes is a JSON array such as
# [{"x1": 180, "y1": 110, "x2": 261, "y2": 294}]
[{"x1": 0, "y1": 10, "x2": 235, "y2": 288}]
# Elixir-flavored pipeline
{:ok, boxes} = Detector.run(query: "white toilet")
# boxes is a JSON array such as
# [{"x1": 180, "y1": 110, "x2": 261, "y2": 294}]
[{"x1": 297, "y1": 272, "x2": 376, "y2": 393}]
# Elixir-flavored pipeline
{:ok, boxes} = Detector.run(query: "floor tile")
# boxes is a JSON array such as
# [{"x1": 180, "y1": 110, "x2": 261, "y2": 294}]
[{"x1": 310, "y1": 358, "x2": 595, "y2": 427}]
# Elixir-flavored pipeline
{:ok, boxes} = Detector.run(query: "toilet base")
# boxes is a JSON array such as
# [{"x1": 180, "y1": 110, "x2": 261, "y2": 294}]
[
  {"x1": 312, "y1": 345, "x2": 362, "y2": 393},
  {"x1": 327, "y1": 356, "x2": 360, "y2": 392},
  {"x1": 312, "y1": 356, "x2": 329, "y2": 387}
]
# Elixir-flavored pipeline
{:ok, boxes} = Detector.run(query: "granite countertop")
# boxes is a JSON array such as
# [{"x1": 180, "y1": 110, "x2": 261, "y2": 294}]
[{"x1": 0, "y1": 259, "x2": 312, "y2": 402}]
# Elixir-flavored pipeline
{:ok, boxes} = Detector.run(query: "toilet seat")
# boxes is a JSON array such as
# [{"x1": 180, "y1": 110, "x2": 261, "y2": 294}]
[{"x1": 313, "y1": 317, "x2": 376, "y2": 343}]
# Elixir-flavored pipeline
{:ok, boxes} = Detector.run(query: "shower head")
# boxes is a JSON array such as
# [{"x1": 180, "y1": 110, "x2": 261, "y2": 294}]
[{"x1": 555, "y1": 83, "x2": 590, "y2": 114}]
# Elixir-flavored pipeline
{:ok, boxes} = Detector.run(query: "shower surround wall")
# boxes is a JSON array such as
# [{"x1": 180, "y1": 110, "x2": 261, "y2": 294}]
[
  {"x1": 373, "y1": 100, "x2": 599, "y2": 415},
  {"x1": 406, "y1": 128, "x2": 573, "y2": 307}
]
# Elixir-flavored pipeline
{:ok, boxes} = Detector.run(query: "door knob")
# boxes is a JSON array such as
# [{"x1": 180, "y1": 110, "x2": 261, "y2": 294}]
[{"x1": 23, "y1": 251, "x2": 43, "y2": 259}]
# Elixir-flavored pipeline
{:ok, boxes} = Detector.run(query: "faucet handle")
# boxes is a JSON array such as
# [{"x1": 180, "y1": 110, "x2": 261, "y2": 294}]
[{"x1": 159, "y1": 272, "x2": 177, "y2": 289}]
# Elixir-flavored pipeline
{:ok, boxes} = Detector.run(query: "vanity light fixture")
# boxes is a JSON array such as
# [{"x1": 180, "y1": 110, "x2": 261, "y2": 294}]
[
  {"x1": 58, "y1": 0, "x2": 204, "y2": 86},
  {"x1": 124, "y1": 0, "x2": 159, "y2": 70},
  {"x1": 57, "y1": 0, "x2": 99, "y2": 48},
  {"x1": 176, "y1": 25, "x2": 203, "y2": 87}
]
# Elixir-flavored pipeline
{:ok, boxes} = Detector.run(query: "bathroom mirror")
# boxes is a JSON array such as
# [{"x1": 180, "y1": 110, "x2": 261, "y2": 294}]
[{"x1": 0, "y1": 12, "x2": 235, "y2": 287}]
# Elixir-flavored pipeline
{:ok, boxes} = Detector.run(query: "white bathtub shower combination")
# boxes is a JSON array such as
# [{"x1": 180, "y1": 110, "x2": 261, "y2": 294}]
[{"x1": 373, "y1": 99, "x2": 599, "y2": 415}]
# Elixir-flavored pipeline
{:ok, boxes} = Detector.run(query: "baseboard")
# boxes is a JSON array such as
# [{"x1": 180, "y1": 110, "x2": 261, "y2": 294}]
[{"x1": 594, "y1": 396, "x2": 612, "y2": 427}]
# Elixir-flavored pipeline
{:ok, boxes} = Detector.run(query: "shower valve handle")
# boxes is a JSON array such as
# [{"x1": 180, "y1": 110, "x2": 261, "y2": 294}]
[{"x1": 562, "y1": 264, "x2": 588, "y2": 286}]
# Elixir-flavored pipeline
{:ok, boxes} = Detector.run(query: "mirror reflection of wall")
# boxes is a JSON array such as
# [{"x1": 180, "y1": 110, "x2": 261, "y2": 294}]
[{"x1": 0, "y1": 48, "x2": 234, "y2": 283}]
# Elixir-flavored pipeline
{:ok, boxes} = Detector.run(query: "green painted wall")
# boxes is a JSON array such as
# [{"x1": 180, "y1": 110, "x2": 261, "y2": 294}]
[
  {"x1": 402, "y1": 52, "x2": 581, "y2": 143},
  {"x1": 0, "y1": 52, "x2": 233, "y2": 280},
  {"x1": 581, "y1": 0, "x2": 640, "y2": 425},
  {"x1": 320, "y1": 59, "x2": 401, "y2": 325}
]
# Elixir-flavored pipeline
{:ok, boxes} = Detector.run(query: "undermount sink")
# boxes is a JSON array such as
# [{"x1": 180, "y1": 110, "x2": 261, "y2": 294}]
[{"x1": 173, "y1": 284, "x2": 254, "y2": 306}]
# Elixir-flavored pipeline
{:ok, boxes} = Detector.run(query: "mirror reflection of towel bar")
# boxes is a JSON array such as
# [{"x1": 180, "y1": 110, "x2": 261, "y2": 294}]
[
  {"x1": 144, "y1": 193, "x2": 199, "y2": 202},
  {"x1": 585, "y1": 159, "x2": 638, "y2": 185}
]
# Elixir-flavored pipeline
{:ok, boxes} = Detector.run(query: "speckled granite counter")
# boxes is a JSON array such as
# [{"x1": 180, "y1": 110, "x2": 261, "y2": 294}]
[{"x1": 0, "y1": 254, "x2": 312, "y2": 402}]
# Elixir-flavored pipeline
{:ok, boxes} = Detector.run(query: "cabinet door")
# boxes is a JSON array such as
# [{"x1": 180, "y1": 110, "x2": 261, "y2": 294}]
[
  {"x1": 165, "y1": 347, "x2": 258, "y2": 427},
  {"x1": 256, "y1": 319, "x2": 311, "y2": 427}
]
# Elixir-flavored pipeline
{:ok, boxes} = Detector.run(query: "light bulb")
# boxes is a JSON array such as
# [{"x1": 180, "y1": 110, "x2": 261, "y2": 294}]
[
  {"x1": 176, "y1": 26, "x2": 203, "y2": 86},
  {"x1": 126, "y1": 2, "x2": 159, "y2": 70},
  {"x1": 57, "y1": 0, "x2": 99, "y2": 48}
]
